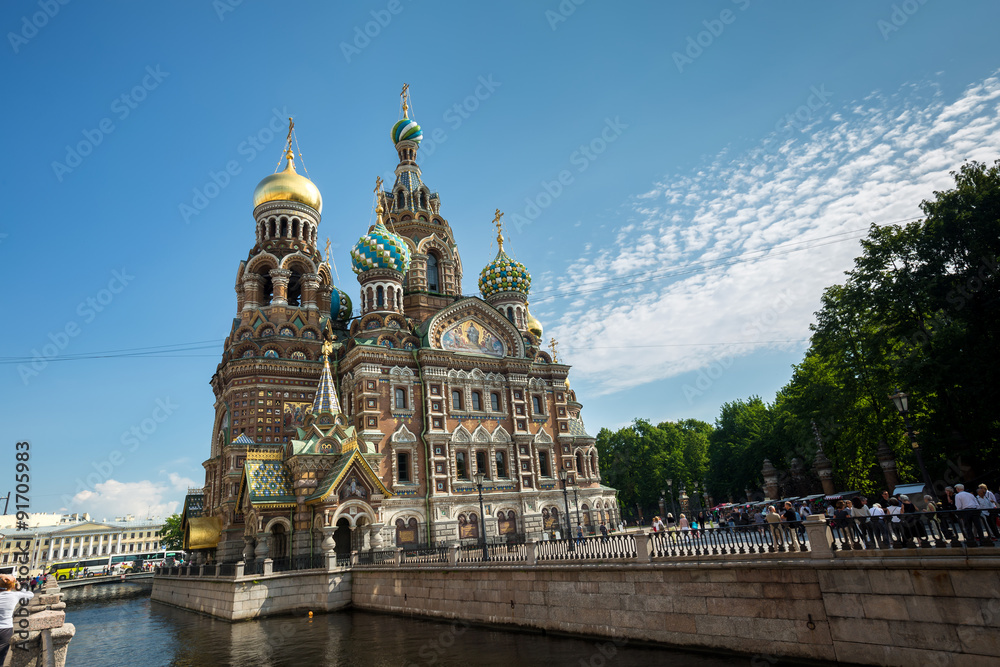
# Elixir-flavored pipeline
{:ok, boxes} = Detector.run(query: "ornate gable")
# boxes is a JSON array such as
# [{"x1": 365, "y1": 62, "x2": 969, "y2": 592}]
[{"x1": 426, "y1": 298, "x2": 525, "y2": 359}]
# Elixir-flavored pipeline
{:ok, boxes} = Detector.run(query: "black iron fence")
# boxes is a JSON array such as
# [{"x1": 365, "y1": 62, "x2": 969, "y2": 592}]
[{"x1": 826, "y1": 508, "x2": 999, "y2": 551}]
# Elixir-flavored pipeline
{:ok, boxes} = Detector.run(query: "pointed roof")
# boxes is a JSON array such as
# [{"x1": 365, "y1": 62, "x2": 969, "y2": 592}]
[{"x1": 312, "y1": 347, "x2": 342, "y2": 416}]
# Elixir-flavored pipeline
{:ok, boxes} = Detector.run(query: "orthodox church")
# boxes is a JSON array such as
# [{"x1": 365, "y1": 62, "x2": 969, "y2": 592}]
[{"x1": 183, "y1": 88, "x2": 618, "y2": 563}]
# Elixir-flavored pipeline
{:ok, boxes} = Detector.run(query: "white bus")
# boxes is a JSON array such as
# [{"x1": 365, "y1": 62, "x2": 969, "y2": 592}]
[{"x1": 110, "y1": 549, "x2": 185, "y2": 572}]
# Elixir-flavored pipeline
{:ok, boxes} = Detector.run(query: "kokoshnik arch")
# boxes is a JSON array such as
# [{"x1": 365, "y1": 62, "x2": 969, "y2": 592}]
[{"x1": 181, "y1": 87, "x2": 618, "y2": 563}]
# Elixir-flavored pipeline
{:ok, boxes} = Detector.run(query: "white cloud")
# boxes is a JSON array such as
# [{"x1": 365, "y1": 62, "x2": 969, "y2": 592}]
[
  {"x1": 539, "y1": 73, "x2": 1000, "y2": 395},
  {"x1": 64, "y1": 473, "x2": 196, "y2": 520}
]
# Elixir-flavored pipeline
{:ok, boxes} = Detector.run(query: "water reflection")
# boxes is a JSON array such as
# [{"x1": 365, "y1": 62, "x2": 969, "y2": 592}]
[{"x1": 65, "y1": 588, "x2": 760, "y2": 667}]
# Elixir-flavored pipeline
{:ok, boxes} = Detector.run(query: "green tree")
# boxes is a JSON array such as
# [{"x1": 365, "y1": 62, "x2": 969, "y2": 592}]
[{"x1": 158, "y1": 514, "x2": 184, "y2": 550}]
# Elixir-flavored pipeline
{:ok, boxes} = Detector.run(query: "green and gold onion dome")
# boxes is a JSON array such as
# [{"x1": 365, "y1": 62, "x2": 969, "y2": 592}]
[
  {"x1": 479, "y1": 236, "x2": 531, "y2": 298},
  {"x1": 350, "y1": 220, "x2": 412, "y2": 274},
  {"x1": 391, "y1": 117, "x2": 422, "y2": 145},
  {"x1": 253, "y1": 150, "x2": 323, "y2": 213},
  {"x1": 330, "y1": 285, "x2": 353, "y2": 321}
]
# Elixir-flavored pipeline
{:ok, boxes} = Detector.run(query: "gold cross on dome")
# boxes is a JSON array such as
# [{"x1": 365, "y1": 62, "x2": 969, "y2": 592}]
[
  {"x1": 493, "y1": 209, "x2": 505, "y2": 247},
  {"x1": 549, "y1": 337, "x2": 559, "y2": 363},
  {"x1": 322, "y1": 339, "x2": 334, "y2": 357},
  {"x1": 325, "y1": 238, "x2": 332, "y2": 265},
  {"x1": 401, "y1": 83, "x2": 410, "y2": 118}
]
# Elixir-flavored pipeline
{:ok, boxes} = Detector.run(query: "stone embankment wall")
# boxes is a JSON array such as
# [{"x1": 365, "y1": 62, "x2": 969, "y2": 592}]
[
  {"x1": 151, "y1": 569, "x2": 351, "y2": 621},
  {"x1": 350, "y1": 555, "x2": 1000, "y2": 667}
]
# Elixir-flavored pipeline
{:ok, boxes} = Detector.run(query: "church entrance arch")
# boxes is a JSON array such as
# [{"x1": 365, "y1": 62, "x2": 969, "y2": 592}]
[{"x1": 333, "y1": 518, "x2": 352, "y2": 557}]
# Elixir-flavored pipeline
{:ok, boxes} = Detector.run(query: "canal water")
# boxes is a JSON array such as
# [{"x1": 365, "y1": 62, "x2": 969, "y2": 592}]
[{"x1": 62, "y1": 582, "x2": 770, "y2": 666}]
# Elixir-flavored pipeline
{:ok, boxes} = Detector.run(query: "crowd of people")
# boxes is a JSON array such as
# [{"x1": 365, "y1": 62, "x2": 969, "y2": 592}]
[{"x1": 637, "y1": 482, "x2": 999, "y2": 549}]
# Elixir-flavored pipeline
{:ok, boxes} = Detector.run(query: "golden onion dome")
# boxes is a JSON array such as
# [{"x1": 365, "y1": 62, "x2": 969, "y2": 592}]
[
  {"x1": 526, "y1": 310, "x2": 543, "y2": 339},
  {"x1": 252, "y1": 150, "x2": 323, "y2": 213}
]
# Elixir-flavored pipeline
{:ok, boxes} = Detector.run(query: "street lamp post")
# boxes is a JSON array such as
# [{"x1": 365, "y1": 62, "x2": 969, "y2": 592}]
[
  {"x1": 474, "y1": 470, "x2": 489, "y2": 561},
  {"x1": 572, "y1": 485, "x2": 582, "y2": 533},
  {"x1": 889, "y1": 389, "x2": 936, "y2": 500},
  {"x1": 667, "y1": 478, "x2": 677, "y2": 518},
  {"x1": 659, "y1": 489, "x2": 666, "y2": 519},
  {"x1": 559, "y1": 470, "x2": 575, "y2": 551}
]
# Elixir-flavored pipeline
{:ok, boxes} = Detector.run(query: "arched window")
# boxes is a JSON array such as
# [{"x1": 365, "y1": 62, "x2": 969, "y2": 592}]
[
  {"x1": 394, "y1": 387, "x2": 407, "y2": 409},
  {"x1": 426, "y1": 253, "x2": 440, "y2": 292},
  {"x1": 576, "y1": 451, "x2": 584, "y2": 475},
  {"x1": 287, "y1": 271, "x2": 302, "y2": 307},
  {"x1": 490, "y1": 392, "x2": 501, "y2": 411},
  {"x1": 471, "y1": 391, "x2": 482, "y2": 411},
  {"x1": 496, "y1": 451, "x2": 508, "y2": 478},
  {"x1": 396, "y1": 191, "x2": 404, "y2": 209},
  {"x1": 506, "y1": 307, "x2": 514, "y2": 324},
  {"x1": 376, "y1": 286, "x2": 385, "y2": 309}
]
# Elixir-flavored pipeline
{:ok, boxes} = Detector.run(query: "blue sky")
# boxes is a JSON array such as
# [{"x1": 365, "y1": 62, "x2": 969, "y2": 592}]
[{"x1": 2, "y1": 1, "x2": 999, "y2": 519}]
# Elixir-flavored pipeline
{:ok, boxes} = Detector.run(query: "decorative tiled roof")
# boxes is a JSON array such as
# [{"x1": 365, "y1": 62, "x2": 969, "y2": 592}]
[
  {"x1": 244, "y1": 460, "x2": 295, "y2": 504},
  {"x1": 567, "y1": 417, "x2": 592, "y2": 438},
  {"x1": 232, "y1": 433, "x2": 254, "y2": 444}
]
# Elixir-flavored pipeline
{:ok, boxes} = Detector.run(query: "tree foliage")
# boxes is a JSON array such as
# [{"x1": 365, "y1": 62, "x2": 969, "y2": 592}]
[
  {"x1": 157, "y1": 514, "x2": 184, "y2": 550},
  {"x1": 600, "y1": 161, "x2": 1000, "y2": 499}
]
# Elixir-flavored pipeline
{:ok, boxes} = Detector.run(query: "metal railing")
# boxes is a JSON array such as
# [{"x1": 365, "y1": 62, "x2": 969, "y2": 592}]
[{"x1": 827, "y1": 508, "x2": 999, "y2": 551}]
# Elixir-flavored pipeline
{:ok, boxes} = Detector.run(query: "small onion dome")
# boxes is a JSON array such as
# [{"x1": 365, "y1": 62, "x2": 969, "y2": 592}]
[
  {"x1": 350, "y1": 220, "x2": 412, "y2": 274},
  {"x1": 252, "y1": 150, "x2": 323, "y2": 213},
  {"x1": 391, "y1": 117, "x2": 423, "y2": 145},
  {"x1": 479, "y1": 247, "x2": 531, "y2": 298},
  {"x1": 526, "y1": 311, "x2": 543, "y2": 339},
  {"x1": 330, "y1": 285, "x2": 353, "y2": 321}
]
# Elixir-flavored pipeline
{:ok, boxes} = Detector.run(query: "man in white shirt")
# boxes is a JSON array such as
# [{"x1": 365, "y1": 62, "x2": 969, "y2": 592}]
[
  {"x1": 869, "y1": 503, "x2": 889, "y2": 547},
  {"x1": 954, "y1": 484, "x2": 984, "y2": 546}
]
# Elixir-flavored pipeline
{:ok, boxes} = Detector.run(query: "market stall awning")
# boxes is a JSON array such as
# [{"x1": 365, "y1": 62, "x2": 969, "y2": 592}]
[
  {"x1": 824, "y1": 490, "x2": 859, "y2": 501},
  {"x1": 185, "y1": 516, "x2": 223, "y2": 550}
]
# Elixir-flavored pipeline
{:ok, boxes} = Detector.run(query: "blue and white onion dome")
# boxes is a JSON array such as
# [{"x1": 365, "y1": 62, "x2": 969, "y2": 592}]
[
  {"x1": 391, "y1": 116, "x2": 423, "y2": 145},
  {"x1": 330, "y1": 284, "x2": 353, "y2": 321},
  {"x1": 350, "y1": 220, "x2": 412, "y2": 275},
  {"x1": 479, "y1": 245, "x2": 531, "y2": 298}
]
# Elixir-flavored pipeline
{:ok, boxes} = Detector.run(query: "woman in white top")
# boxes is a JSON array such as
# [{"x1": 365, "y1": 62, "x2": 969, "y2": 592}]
[{"x1": 1, "y1": 574, "x2": 34, "y2": 665}]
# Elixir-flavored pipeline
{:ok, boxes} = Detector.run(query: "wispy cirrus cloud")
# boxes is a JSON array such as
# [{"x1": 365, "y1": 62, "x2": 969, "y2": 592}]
[{"x1": 537, "y1": 73, "x2": 1000, "y2": 395}]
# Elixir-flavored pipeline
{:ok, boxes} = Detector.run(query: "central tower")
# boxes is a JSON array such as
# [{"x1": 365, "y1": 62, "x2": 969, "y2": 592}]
[{"x1": 383, "y1": 85, "x2": 464, "y2": 321}]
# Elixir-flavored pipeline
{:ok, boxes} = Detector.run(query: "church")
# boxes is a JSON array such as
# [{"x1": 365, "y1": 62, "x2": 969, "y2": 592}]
[{"x1": 183, "y1": 88, "x2": 618, "y2": 563}]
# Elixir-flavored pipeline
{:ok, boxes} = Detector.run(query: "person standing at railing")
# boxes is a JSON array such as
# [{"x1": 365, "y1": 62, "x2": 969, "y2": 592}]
[
  {"x1": 976, "y1": 484, "x2": 999, "y2": 542},
  {"x1": 938, "y1": 487, "x2": 957, "y2": 541},
  {"x1": 850, "y1": 497, "x2": 872, "y2": 547},
  {"x1": 885, "y1": 497, "x2": 905, "y2": 546},
  {"x1": 764, "y1": 506, "x2": 783, "y2": 546},
  {"x1": 869, "y1": 503, "x2": 889, "y2": 547},
  {"x1": 831, "y1": 500, "x2": 852, "y2": 545},
  {"x1": 954, "y1": 484, "x2": 983, "y2": 546}
]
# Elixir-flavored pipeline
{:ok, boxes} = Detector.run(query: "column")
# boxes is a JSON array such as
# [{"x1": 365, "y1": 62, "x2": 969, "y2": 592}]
[
  {"x1": 88, "y1": 535, "x2": 94, "y2": 556},
  {"x1": 47, "y1": 539, "x2": 54, "y2": 561},
  {"x1": 59, "y1": 538, "x2": 66, "y2": 559},
  {"x1": 270, "y1": 269, "x2": 291, "y2": 306},
  {"x1": 116, "y1": 533, "x2": 122, "y2": 554},
  {"x1": 242, "y1": 276, "x2": 261, "y2": 311},
  {"x1": 301, "y1": 273, "x2": 319, "y2": 311}
]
